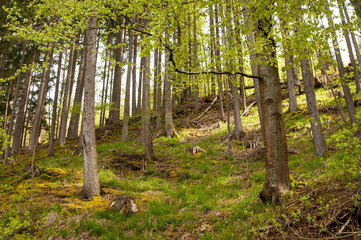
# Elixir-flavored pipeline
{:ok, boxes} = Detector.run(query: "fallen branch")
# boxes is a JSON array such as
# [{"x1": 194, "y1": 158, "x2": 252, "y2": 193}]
[
  {"x1": 241, "y1": 101, "x2": 257, "y2": 118},
  {"x1": 193, "y1": 96, "x2": 218, "y2": 122}
]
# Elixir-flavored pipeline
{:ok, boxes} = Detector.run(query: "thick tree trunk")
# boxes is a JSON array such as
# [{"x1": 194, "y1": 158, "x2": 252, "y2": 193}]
[
  {"x1": 300, "y1": 58, "x2": 327, "y2": 157},
  {"x1": 12, "y1": 49, "x2": 36, "y2": 153},
  {"x1": 82, "y1": 14, "x2": 100, "y2": 200},
  {"x1": 338, "y1": 1, "x2": 361, "y2": 92},
  {"x1": 48, "y1": 48, "x2": 64, "y2": 157},
  {"x1": 142, "y1": 52, "x2": 154, "y2": 161},
  {"x1": 67, "y1": 47, "x2": 85, "y2": 139},
  {"x1": 122, "y1": 28, "x2": 134, "y2": 142},
  {"x1": 108, "y1": 17, "x2": 125, "y2": 125},
  {"x1": 28, "y1": 50, "x2": 53, "y2": 151},
  {"x1": 326, "y1": 6, "x2": 358, "y2": 124},
  {"x1": 256, "y1": 14, "x2": 289, "y2": 204},
  {"x1": 59, "y1": 38, "x2": 76, "y2": 145}
]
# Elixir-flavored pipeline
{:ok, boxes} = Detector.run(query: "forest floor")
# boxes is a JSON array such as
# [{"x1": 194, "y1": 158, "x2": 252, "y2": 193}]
[{"x1": 1, "y1": 82, "x2": 361, "y2": 239}]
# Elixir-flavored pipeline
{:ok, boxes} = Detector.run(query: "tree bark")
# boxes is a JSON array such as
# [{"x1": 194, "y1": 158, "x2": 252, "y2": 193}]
[
  {"x1": 209, "y1": 6, "x2": 217, "y2": 98},
  {"x1": 193, "y1": 12, "x2": 199, "y2": 115},
  {"x1": 82, "y1": 14, "x2": 100, "y2": 200},
  {"x1": 122, "y1": 28, "x2": 134, "y2": 142},
  {"x1": 256, "y1": 12, "x2": 289, "y2": 204},
  {"x1": 342, "y1": 1, "x2": 361, "y2": 64},
  {"x1": 137, "y1": 55, "x2": 145, "y2": 114},
  {"x1": 59, "y1": 38, "x2": 76, "y2": 145},
  {"x1": 155, "y1": 48, "x2": 162, "y2": 132},
  {"x1": 108, "y1": 17, "x2": 126, "y2": 125}
]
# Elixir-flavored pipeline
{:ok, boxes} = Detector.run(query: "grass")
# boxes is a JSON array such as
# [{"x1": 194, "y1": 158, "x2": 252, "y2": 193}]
[{"x1": 1, "y1": 84, "x2": 361, "y2": 239}]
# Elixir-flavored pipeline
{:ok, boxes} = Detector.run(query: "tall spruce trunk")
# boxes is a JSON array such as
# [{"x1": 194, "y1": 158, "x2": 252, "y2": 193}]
[
  {"x1": 48, "y1": 48, "x2": 64, "y2": 157},
  {"x1": 300, "y1": 58, "x2": 326, "y2": 157},
  {"x1": 256, "y1": 13, "x2": 289, "y2": 204},
  {"x1": 59, "y1": 38, "x2": 76, "y2": 145},
  {"x1": 82, "y1": 14, "x2": 100, "y2": 200},
  {"x1": 12, "y1": 49, "x2": 36, "y2": 153},
  {"x1": 108, "y1": 17, "x2": 125, "y2": 125},
  {"x1": 122, "y1": 29, "x2": 134, "y2": 142},
  {"x1": 28, "y1": 50, "x2": 53, "y2": 151}
]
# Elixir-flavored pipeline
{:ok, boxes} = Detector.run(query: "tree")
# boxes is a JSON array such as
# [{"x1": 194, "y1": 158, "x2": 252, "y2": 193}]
[{"x1": 82, "y1": 13, "x2": 100, "y2": 200}]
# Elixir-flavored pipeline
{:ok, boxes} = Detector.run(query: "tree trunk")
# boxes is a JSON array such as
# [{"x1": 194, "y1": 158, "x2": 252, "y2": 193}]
[
  {"x1": 155, "y1": 48, "x2": 162, "y2": 132},
  {"x1": 3, "y1": 43, "x2": 26, "y2": 163},
  {"x1": 122, "y1": 28, "x2": 134, "y2": 142},
  {"x1": 342, "y1": 1, "x2": 361, "y2": 64},
  {"x1": 256, "y1": 13, "x2": 289, "y2": 204},
  {"x1": 12, "y1": 49, "x2": 37, "y2": 153},
  {"x1": 137, "y1": 55, "x2": 145, "y2": 114},
  {"x1": 193, "y1": 12, "x2": 199, "y2": 115},
  {"x1": 67, "y1": 47, "x2": 86, "y2": 138},
  {"x1": 59, "y1": 38, "x2": 76, "y2": 145},
  {"x1": 82, "y1": 14, "x2": 100, "y2": 200},
  {"x1": 99, "y1": 47, "x2": 108, "y2": 128},
  {"x1": 209, "y1": 6, "x2": 217, "y2": 98},
  {"x1": 326, "y1": 5, "x2": 358, "y2": 124},
  {"x1": 28, "y1": 50, "x2": 53, "y2": 151},
  {"x1": 164, "y1": 29, "x2": 174, "y2": 138},
  {"x1": 131, "y1": 34, "x2": 138, "y2": 116},
  {"x1": 300, "y1": 58, "x2": 327, "y2": 157},
  {"x1": 48, "y1": 48, "x2": 64, "y2": 157},
  {"x1": 108, "y1": 17, "x2": 126, "y2": 125},
  {"x1": 142, "y1": 51, "x2": 154, "y2": 161},
  {"x1": 338, "y1": 1, "x2": 361, "y2": 92},
  {"x1": 214, "y1": 7, "x2": 225, "y2": 122}
]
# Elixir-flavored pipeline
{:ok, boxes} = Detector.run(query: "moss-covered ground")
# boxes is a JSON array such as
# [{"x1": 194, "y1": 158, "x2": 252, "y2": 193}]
[{"x1": 1, "y1": 84, "x2": 361, "y2": 239}]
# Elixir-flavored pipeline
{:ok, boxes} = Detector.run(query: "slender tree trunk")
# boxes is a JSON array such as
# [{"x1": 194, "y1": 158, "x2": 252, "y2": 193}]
[
  {"x1": 82, "y1": 14, "x2": 100, "y2": 200},
  {"x1": 244, "y1": 7, "x2": 264, "y2": 134},
  {"x1": 99, "y1": 48, "x2": 108, "y2": 128},
  {"x1": 209, "y1": 6, "x2": 217, "y2": 98},
  {"x1": 122, "y1": 28, "x2": 134, "y2": 142},
  {"x1": 193, "y1": 12, "x2": 199, "y2": 114},
  {"x1": 326, "y1": 5, "x2": 358, "y2": 124},
  {"x1": 102, "y1": 57, "x2": 111, "y2": 126},
  {"x1": 153, "y1": 48, "x2": 159, "y2": 117},
  {"x1": 48, "y1": 48, "x2": 64, "y2": 157},
  {"x1": 142, "y1": 50, "x2": 154, "y2": 161},
  {"x1": 3, "y1": 43, "x2": 26, "y2": 163},
  {"x1": 164, "y1": 29, "x2": 174, "y2": 138},
  {"x1": 59, "y1": 38, "x2": 76, "y2": 145},
  {"x1": 226, "y1": 80, "x2": 232, "y2": 158},
  {"x1": 108, "y1": 17, "x2": 125, "y2": 125},
  {"x1": 300, "y1": 58, "x2": 327, "y2": 157},
  {"x1": 28, "y1": 50, "x2": 54, "y2": 150},
  {"x1": 156, "y1": 50, "x2": 162, "y2": 132},
  {"x1": 225, "y1": 1, "x2": 243, "y2": 140},
  {"x1": 132, "y1": 34, "x2": 138, "y2": 116},
  {"x1": 256, "y1": 12, "x2": 289, "y2": 203},
  {"x1": 214, "y1": 7, "x2": 225, "y2": 122},
  {"x1": 137, "y1": 56, "x2": 144, "y2": 113},
  {"x1": 57, "y1": 48, "x2": 68, "y2": 138},
  {"x1": 67, "y1": 47, "x2": 86, "y2": 138},
  {"x1": 12, "y1": 49, "x2": 36, "y2": 153},
  {"x1": 338, "y1": 1, "x2": 361, "y2": 92}
]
